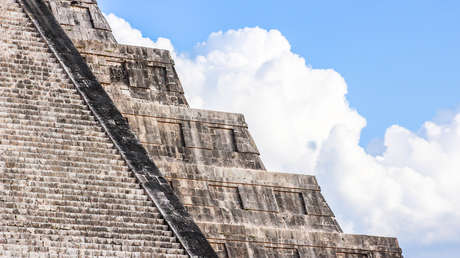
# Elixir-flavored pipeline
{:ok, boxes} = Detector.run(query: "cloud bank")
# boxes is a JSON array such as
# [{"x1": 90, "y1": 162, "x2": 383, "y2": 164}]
[
  {"x1": 105, "y1": 13, "x2": 460, "y2": 257},
  {"x1": 105, "y1": 13, "x2": 174, "y2": 52}
]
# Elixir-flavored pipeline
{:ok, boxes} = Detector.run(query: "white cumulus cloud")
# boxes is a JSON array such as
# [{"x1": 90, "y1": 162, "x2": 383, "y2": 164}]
[
  {"x1": 105, "y1": 13, "x2": 460, "y2": 257},
  {"x1": 104, "y1": 13, "x2": 174, "y2": 52},
  {"x1": 175, "y1": 27, "x2": 366, "y2": 173}
]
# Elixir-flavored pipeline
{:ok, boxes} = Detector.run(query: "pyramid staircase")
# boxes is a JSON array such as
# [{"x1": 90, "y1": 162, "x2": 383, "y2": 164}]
[{"x1": 0, "y1": 0, "x2": 193, "y2": 256}]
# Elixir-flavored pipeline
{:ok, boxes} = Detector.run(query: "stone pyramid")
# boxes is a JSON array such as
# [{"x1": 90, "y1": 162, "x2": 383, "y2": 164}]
[{"x1": 0, "y1": 0, "x2": 403, "y2": 257}]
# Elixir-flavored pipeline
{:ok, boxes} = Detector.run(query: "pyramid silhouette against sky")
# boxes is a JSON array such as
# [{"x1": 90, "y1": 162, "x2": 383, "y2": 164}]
[{"x1": 0, "y1": 0, "x2": 403, "y2": 257}]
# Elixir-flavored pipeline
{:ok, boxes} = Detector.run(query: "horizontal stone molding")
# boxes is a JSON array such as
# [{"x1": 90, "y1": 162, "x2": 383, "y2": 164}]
[
  {"x1": 118, "y1": 101, "x2": 248, "y2": 127},
  {"x1": 198, "y1": 224, "x2": 402, "y2": 254},
  {"x1": 158, "y1": 161, "x2": 320, "y2": 191},
  {"x1": 75, "y1": 40, "x2": 174, "y2": 64}
]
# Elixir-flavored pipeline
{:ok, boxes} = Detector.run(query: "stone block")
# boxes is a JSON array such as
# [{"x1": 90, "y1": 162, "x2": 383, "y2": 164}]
[
  {"x1": 125, "y1": 114, "x2": 161, "y2": 144},
  {"x1": 181, "y1": 121, "x2": 213, "y2": 150},
  {"x1": 303, "y1": 190, "x2": 334, "y2": 216},
  {"x1": 238, "y1": 185, "x2": 279, "y2": 212},
  {"x1": 234, "y1": 127, "x2": 260, "y2": 154},
  {"x1": 88, "y1": 5, "x2": 110, "y2": 30}
]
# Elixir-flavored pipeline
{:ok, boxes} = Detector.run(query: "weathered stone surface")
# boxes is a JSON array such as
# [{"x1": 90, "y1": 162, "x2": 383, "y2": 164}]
[
  {"x1": 0, "y1": 0, "x2": 404, "y2": 257},
  {"x1": 0, "y1": 0, "x2": 215, "y2": 256},
  {"x1": 45, "y1": 0, "x2": 115, "y2": 42}
]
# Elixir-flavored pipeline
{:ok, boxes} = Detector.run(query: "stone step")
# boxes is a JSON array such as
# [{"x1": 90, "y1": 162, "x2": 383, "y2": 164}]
[
  {"x1": 0, "y1": 78, "x2": 73, "y2": 88},
  {"x1": 0, "y1": 16, "x2": 28, "y2": 25},
  {"x1": 1, "y1": 121, "x2": 104, "y2": 135},
  {"x1": 3, "y1": 163, "x2": 130, "y2": 176},
  {"x1": 4, "y1": 167, "x2": 135, "y2": 183},
  {"x1": 0, "y1": 67, "x2": 66, "y2": 79},
  {"x1": 0, "y1": 71, "x2": 66, "y2": 80},
  {"x1": 0, "y1": 83, "x2": 86, "y2": 96},
  {"x1": 0, "y1": 171, "x2": 138, "y2": 189},
  {"x1": 0, "y1": 201, "x2": 161, "y2": 220},
  {"x1": 2, "y1": 60, "x2": 61, "y2": 70},
  {"x1": 0, "y1": 178, "x2": 144, "y2": 196},
  {"x1": 0, "y1": 80, "x2": 76, "y2": 90},
  {"x1": 0, "y1": 193, "x2": 155, "y2": 211},
  {"x1": 0, "y1": 37, "x2": 49, "y2": 49},
  {"x1": 2, "y1": 37, "x2": 49, "y2": 48},
  {"x1": 0, "y1": 129, "x2": 110, "y2": 144},
  {"x1": 0, "y1": 75, "x2": 71, "y2": 86},
  {"x1": 0, "y1": 96, "x2": 88, "y2": 110},
  {"x1": 0, "y1": 119, "x2": 104, "y2": 133},
  {"x1": 0, "y1": 225, "x2": 177, "y2": 243},
  {"x1": 0, "y1": 48, "x2": 51, "y2": 57},
  {"x1": 0, "y1": 7, "x2": 26, "y2": 16},
  {"x1": 2, "y1": 150, "x2": 125, "y2": 166},
  {"x1": 0, "y1": 24, "x2": 36, "y2": 34},
  {"x1": 0, "y1": 3, "x2": 23, "y2": 11},
  {"x1": 0, "y1": 91, "x2": 84, "y2": 106},
  {"x1": 0, "y1": 213, "x2": 167, "y2": 232},
  {"x1": 0, "y1": 123, "x2": 108, "y2": 138},
  {"x1": 1, "y1": 28, "x2": 45, "y2": 38},
  {"x1": 0, "y1": 3, "x2": 24, "y2": 10},
  {"x1": 0, "y1": 7, "x2": 24, "y2": 14},
  {"x1": 0, "y1": 251, "x2": 188, "y2": 258},
  {"x1": 0, "y1": 129, "x2": 110, "y2": 143},
  {"x1": 0, "y1": 1, "x2": 22, "y2": 6},
  {"x1": 0, "y1": 252, "x2": 188, "y2": 258},
  {"x1": 0, "y1": 44, "x2": 52, "y2": 55},
  {"x1": 1, "y1": 138, "x2": 117, "y2": 154},
  {"x1": 0, "y1": 111, "x2": 101, "y2": 126},
  {"x1": 0, "y1": 7, "x2": 26, "y2": 14},
  {"x1": 0, "y1": 101, "x2": 92, "y2": 116},
  {"x1": 0, "y1": 8, "x2": 29, "y2": 17},
  {"x1": 0, "y1": 232, "x2": 181, "y2": 250},
  {"x1": 0, "y1": 70, "x2": 67, "y2": 81},
  {"x1": 4, "y1": 55, "x2": 65, "y2": 66},
  {"x1": 0, "y1": 137, "x2": 116, "y2": 151},
  {"x1": 0, "y1": 107, "x2": 98, "y2": 123},
  {"x1": 0, "y1": 184, "x2": 148, "y2": 201},
  {"x1": 0, "y1": 84, "x2": 70, "y2": 99},
  {"x1": 0, "y1": 71, "x2": 70, "y2": 82},
  {"x1": 1, "y1": 156, "x2": 128, "y2": 172},
  {"x1": 0, "y1": 15, "x2": 33, "y2": 24},
  {"x1": 0, "y1": 221, "x2": 170, "y2": 236},
  {"x1": 0, "y1": 163, "x2": 129, "y2": 182},
  {"x1": 0, "y1": 95, "x2": 84, "y2": 108},
  {"x1": 0, "y1": 38, "x2": 48, "y2": 50},
  {"x1": 0, "y1": 244, "x2": 186, "y2": 257},
  {"x1": 0, "y1": 72, "x2": 65, "y2": 81},
  {"x1": 1, "y1": 126, "x2": 107, "y2": 140},
  {"x1": 0, "y1": 9, "x2": 25, "y2": 16},
  {"x1": 0, "y1": 93, "x2": 82, "y2": 106},
  {"x1": 0, "y1": 207, "x2": 163, "y2": 225},
  {"x1": 4, "y1": 29, "x2": 41, "y2": 38}
]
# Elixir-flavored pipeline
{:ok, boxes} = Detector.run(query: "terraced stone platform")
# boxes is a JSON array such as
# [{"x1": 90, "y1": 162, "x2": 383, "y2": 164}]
[{"x1": 0, "y1": 0, "x2": 404, "y2": 257}]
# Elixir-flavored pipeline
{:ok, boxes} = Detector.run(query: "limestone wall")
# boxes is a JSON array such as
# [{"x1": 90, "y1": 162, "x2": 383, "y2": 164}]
[
  {"x1": 45, "y1": 0, "x2": 114, "y2": 42},
  {"x1": 156, "y1": 162, "x2": 402, "y2": 257},
  {"x1": 68, "y1": 39, "x2": 266, "y2": 170},
  {"x1": 74, "y1": 40, "x2": 189, "y2": 107}
]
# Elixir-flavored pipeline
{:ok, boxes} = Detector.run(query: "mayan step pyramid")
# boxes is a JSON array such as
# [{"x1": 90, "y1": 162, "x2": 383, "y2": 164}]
[{"x1": 0, "y1": 0, "x2": 403, "y2": 257}]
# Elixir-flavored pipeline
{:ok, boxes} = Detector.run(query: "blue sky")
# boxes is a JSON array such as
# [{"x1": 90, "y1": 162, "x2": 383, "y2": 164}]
[
  {"x1": 99, "y1": 0, "x2": 460, "y2": 149},
  {"x1": 99, "y1": 1, "x2": 460, "y2": 257}
]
